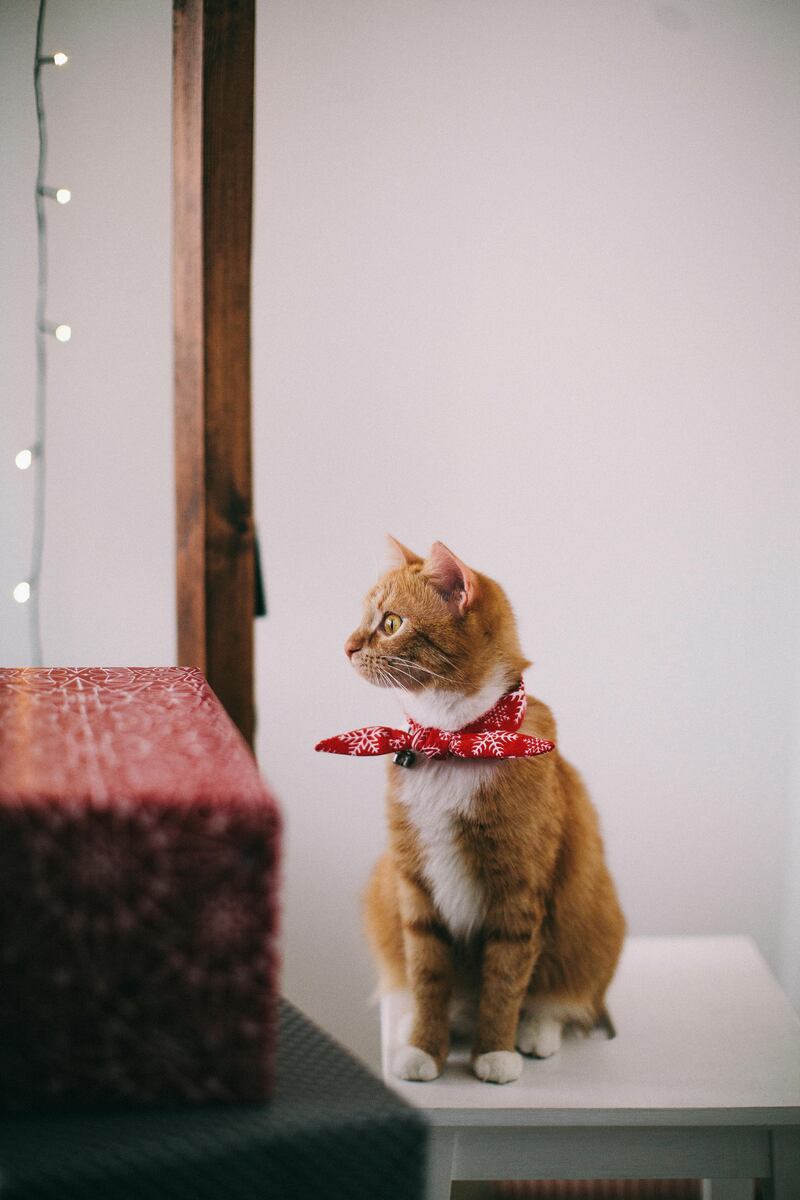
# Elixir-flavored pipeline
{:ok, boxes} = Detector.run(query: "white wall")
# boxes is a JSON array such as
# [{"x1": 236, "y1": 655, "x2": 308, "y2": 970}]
[
  {"x1": 2, "y1": 1, "x2": 798, "y2": 1077},
  {"x1": 253, "y1": 0, "x2": 800, "y2": 1069},
  {"x1": 0, "y1": 0, "x2": 174, "y2": 670}
]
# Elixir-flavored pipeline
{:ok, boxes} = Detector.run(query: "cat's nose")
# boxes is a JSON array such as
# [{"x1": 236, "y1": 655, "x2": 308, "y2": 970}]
[{"x1": 344, "y1": 634, "x2": 363, "y2": 658}]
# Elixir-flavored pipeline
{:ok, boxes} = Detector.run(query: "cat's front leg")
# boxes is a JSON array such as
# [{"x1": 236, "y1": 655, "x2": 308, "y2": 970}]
[
  {"x1": 393, "y1": 874, "x2": 454, "y2": 1082},
  {"x1": 472, "y1": 900, "x2": 543, "y2": 1084}
]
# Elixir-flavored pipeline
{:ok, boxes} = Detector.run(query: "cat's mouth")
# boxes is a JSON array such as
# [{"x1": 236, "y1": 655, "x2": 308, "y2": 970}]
[{"x1": 352, "y1": 652, "x2": 425, "y2": 692}]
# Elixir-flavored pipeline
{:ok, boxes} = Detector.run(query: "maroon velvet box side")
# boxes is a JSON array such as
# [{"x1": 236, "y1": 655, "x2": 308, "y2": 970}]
[{"x1": 0, "y1": 667, "x2": 281, "y2": 1112}]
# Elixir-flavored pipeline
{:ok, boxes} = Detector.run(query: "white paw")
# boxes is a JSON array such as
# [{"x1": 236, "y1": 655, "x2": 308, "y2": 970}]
[
  {"x1": 473, "y1": 1050, "x2": 522, "y2": 1084},
  {"x1": 517, "y1": 1014, "x2": 562, "y2": 1058},
  {"x1": 393, "y1": 1044, "x2": 440, "y2": 1081}
]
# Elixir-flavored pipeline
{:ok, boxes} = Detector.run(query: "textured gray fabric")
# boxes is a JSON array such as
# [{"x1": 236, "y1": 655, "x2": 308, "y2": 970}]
[{"x1": 0, "y1": 1000, "x2": 428, "y2": 1199}]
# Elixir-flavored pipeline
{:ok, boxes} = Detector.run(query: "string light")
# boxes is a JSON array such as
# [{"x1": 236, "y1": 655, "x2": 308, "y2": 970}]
[
  {"x1": 16, "y1": 0, "x2": 72, "y2": 664},
  {"x1": 38, "y1": 185, "x2": 71, "y2": 204},
  {"x1": 39, "y1": 319, "x2": 72, "y2": 342},
  {"x1": 37, "y1": 51, "x2": 68, "y2": 66}
]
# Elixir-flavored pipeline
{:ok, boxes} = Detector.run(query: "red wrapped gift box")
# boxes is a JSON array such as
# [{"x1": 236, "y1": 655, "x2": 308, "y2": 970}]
[{"x1": 0, "y1": 667, "x2": 281, "y2": 1111}]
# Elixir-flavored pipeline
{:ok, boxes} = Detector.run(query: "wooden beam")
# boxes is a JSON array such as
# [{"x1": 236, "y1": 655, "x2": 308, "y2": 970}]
[{"x1": 173, "y1": 0, "x2": 256, "y2": 746}]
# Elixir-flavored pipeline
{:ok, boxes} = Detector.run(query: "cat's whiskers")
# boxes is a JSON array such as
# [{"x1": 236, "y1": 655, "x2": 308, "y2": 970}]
[
  {"x1": 420, "y1": 641, "x2": 457, "y2": 669},
  {"x1": 383, "y1": 656, "x2": 449, "y2": 685},
  {"x1": 376, "y1": 666, "x2": 397, "y2": 690},
  {"x1": 426, "y1": 647, "x2": 466, "y2": 683},
  {"x1": 380, "y1": 662, "x2": 418, "y2": 689},
  {"x1": 362, "y1": 657, "x2": 401, "y2": 691}
]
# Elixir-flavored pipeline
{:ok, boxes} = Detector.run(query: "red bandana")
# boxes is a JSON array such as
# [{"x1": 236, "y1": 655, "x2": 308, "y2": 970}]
[{"x1": 315, "y1": 679, "x2": 555, "y2": 764}]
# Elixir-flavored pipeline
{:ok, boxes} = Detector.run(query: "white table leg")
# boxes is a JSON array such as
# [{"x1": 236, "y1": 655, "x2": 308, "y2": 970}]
[
  {"x1": 701, "y1": 1181, "x2": 753, "y2": 1200},
  {"x1": 769, "y1": 1127, "x2": 800, "y2": 1200},
  {"x1": 425, "y1": 1127, "x2": 456, "y2": 1200}
]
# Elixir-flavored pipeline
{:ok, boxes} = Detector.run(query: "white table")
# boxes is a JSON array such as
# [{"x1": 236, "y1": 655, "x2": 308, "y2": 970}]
[{"x1": 380, "y1": 937, "x2": 800, "y2": 1200}]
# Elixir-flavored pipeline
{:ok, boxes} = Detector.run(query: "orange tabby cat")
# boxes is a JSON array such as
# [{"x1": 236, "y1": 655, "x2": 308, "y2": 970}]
[{"x1": 352, "y1": 538, "x2": 625, "y2": 1084}]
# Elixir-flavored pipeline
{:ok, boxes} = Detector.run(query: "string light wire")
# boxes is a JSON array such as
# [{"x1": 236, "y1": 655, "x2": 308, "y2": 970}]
[{"x1": 26, "y1": 0, "x2": 69, "y2": 664}]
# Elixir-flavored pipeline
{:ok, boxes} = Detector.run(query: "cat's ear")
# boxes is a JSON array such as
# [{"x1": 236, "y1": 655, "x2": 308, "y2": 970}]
[
  {"x1": 386, "y1": 534, "x2": 423, "y2": 569},
  {"x1": 423, "y1": 542, "x2": 478, "y2": 613}
]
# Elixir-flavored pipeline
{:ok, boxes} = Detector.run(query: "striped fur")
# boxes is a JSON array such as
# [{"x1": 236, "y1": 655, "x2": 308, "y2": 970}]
[{"x1": 355, "y1": 541, "x2": 625, "y2": 1082}]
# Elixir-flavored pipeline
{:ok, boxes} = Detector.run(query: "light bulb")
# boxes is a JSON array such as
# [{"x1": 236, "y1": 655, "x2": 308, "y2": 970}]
[
  {"x1": 55, "y1": 323, "x2": 71, "y2": 342},
  {"x1": 15, "y1": 449, "x2": 33, "y2": 470},
  {"x1": 38, "y1": 186, "x2": 72, "y2": 205},
  {"x1": 13, "y1": 582, "x2": 31, "y2": 604},
  {"x1": 53, "y1": 52, "x2": 68, "y2": 66}
]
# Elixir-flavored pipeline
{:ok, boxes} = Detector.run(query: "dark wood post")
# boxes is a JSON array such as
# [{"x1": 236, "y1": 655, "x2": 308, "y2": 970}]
[{"x1": 173, "y1": 0, "x2": 256, "y2": 746}]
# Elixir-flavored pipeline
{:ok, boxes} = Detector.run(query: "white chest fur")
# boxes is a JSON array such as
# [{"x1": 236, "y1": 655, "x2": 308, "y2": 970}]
[
  {"x1": 393, "y1": 671, "x2": 512, "y2": 939},
  {"x1": 396, "y1": 757, "x2": 494, "y2": 938}
]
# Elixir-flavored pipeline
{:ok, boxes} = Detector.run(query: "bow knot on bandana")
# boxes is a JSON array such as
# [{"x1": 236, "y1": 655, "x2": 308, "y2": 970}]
[{"x1": 315, "y1": 679, "x2": 555, "y2": 762}]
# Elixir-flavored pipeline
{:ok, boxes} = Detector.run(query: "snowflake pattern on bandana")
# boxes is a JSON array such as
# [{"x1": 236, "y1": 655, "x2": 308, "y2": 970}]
[
  {"x1": 315, "y1": 679, "x2": 555, "y2": 761},
  {"x1": 453, "y1": 729, "x2": 526, "y2": 757}
]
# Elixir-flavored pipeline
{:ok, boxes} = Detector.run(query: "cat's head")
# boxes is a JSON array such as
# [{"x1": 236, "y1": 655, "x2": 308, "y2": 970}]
[{"x1": 344, "y1": 537, "x2": 530, "y2": 698}]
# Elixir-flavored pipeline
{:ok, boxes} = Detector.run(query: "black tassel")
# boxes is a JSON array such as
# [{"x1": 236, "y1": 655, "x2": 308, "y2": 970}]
[{"x1": 254, "y1": 531, "x2": 267, "y2": 618}]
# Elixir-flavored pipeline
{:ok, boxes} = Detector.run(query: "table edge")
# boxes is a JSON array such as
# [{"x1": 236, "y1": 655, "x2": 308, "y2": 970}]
[{"x1": 406, "y1": 1105, "x2": 800, "y2": 1128}]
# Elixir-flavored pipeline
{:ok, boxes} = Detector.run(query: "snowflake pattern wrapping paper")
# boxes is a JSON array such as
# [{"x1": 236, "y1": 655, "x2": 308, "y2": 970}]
[{"x1": 0, "y1": 667, "x2": 281, "y2": 1112}]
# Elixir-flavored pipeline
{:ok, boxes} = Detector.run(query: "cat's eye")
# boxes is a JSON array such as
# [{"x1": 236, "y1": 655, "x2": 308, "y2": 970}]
[{"x1": 382, "y1": 613, "x2": 403, "y2": 635}]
